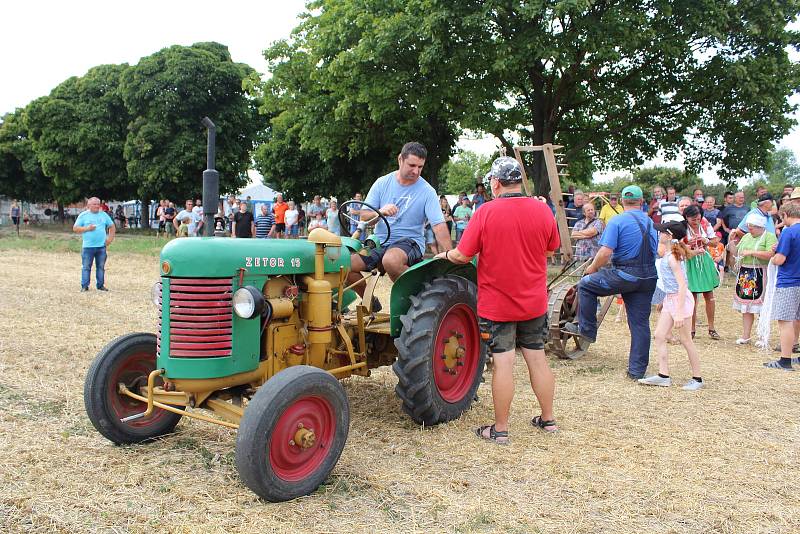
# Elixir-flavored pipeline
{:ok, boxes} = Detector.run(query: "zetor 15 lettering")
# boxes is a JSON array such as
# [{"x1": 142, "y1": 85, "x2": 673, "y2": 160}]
[{"x1": 244, "y1": 257, "x2": 301, "y2": 268}]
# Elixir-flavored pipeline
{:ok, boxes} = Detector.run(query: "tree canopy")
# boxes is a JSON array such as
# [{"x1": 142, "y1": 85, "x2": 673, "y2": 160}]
[
  {"x1": 757, "y1": 147, "x2": 800, "y2": 190},
  {"x1": 0, "y1": 109, "x2": 52, "y2": 202},
  {"x1": 439, "y1": 0, "x2": 800, "y2": 191},
  {"x1": 120, "y1": 42, "x2": 262, "y2": 203},
  {"x1": 26, "y1": 64, "x2": 132, "y2": 204},
  {"x1": 255, "y1": 0, "x2": 800, "y2": 196},
  {"x1": 254, "y1": 1, "x2": 468, "y2": 197},
  {"x1": 440, "y1": 151, "x2": 493, "y2": 195}
]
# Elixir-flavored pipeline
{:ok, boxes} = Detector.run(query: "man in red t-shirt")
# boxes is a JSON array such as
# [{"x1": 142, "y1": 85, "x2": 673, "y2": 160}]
[{"x1": 436, "y1": 156, "x2": 560, "y2": 444}]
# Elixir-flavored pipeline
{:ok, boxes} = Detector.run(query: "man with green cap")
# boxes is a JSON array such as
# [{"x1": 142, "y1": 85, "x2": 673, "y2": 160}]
[{"x1": 564, "y1": 185, "x2": 660, "y2": 379}]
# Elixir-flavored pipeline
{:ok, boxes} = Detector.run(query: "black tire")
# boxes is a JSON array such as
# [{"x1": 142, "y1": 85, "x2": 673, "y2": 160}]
[
  {"x1": 84, "y1": 333, "x2": 182, "y2": 444},
  {"x1": 235, "y1": 365, "x2": 350, "y2": 502},
  {"x1": 393, "y1": 276, "x2": 486, "y2": 426}
]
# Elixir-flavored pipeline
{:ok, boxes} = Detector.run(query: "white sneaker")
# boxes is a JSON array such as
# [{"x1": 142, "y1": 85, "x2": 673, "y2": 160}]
[
  {"x1": 735, "y1": 338, "x2": 751, "y2": 345},
  {"x1": 638, "y1": 375, "x2": 671, "y2": 387},
  {"x1": 682, "y1": 378, "x2": 704, "y2": 391}
]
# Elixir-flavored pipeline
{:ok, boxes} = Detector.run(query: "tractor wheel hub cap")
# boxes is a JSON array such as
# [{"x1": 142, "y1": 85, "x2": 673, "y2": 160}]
[{"x1": 293, "y1": 428, "x2": 316, "y2": 449}]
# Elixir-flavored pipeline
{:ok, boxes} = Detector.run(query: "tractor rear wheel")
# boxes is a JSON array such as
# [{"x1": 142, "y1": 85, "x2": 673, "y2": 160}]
[
  {"x1": 235, "y1": 365, "x2": 350, "y2": 502},
  {"x1": 393, "y1": 276, "x2": 486, "y2": 426},
  {"x1": 84, "y1": 333, "x2": 182, "y2": 444}
]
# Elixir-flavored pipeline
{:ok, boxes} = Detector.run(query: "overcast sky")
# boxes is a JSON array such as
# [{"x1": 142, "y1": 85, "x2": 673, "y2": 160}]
[{"x1": 2, "y1": 1, "x2": 797, "y2": 186}]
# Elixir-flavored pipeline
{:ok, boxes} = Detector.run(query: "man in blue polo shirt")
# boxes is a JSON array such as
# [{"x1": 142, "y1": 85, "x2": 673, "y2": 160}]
[
  {"x1": 731, "y1": 192, "x2": 776, "y2": 239},
  {"x1": 564, "y1": 185, "x2": 659, "y2": 379},
  {"x1": 73, "y1": 197, "x2": 116, "y2": 292}
]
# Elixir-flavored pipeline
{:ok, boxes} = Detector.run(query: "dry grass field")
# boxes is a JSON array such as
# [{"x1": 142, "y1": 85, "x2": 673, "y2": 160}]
[{"x1": 0, "y1": 228, "x2": 798, "y2": 533}]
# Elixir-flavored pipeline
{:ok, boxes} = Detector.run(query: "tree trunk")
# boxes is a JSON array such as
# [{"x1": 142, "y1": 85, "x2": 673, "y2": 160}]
[
  {"x1": 140, "y1": 197, "x2": 150, "y2": 230},
  {"x1": 57, "y1": 202, "x2": 65, "y2": 225}
]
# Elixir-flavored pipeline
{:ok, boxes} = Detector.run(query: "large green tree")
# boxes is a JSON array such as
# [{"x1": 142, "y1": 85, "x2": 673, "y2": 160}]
[
  {"x1": 631, "y1": 166, "x2": 701, "y2": 196},
  {"x1": 255, "y1": 2, "x2": 466, "y2": 195},
  {"x1": 0, "y1": 108, "x2": 53, "y2": 202},
  {"x1": 25, "y1": 64, "x2": 133, "y2": 204},
  {"x1": 756, "y1": 147, "x2": 800, "y2": 193},
  {"x1": 440, "y1": 151, "x2": 493, "y2": 195},
  {"x1": 120, "y1": 42, "x2": 261, "y2": 208},
  {"x1": 259, "y1": 0, "x2": 799, "y2": 196},
  {"x1": 435, "y1": 0, "x2": 800, "y2": 192}
]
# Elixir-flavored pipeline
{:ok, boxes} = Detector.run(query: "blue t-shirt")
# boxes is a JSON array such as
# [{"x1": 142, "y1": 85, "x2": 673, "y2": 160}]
[
  {"x1": 703, "y1": 208, "x2": 720, "y2": 228},
  {"x1": 599, "y1": 210, "x2": 659, "y2": 262},
  {"x1": 365, "y1": 172, "x2": 444, "y2": 253},
  {"x1": 775, "y1": 223, "x2": 800, "y2": 288},
  {"x1": 737, "y1": 207, "x2": 775, "y2": 235},
  {"x1": 75, "y1": 210, "x2": 114, "y2": 248}
]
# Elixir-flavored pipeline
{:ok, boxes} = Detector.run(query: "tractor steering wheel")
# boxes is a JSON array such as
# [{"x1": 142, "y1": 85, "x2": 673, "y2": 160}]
[{"x1": 338, "y1": 199, "x2": 392, "y2": 247}]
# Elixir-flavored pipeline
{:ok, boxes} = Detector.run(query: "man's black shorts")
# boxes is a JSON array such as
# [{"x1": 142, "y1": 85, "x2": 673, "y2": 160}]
[
  {"x1": 362, "y1": 238, "x2": 423, "y2": 271},
  {"x1": 479, "y1": 314, "x2": 549, "y2": 353},
  {"x1": 274, "y1": 223, "x2": 286, "y2": 233}
]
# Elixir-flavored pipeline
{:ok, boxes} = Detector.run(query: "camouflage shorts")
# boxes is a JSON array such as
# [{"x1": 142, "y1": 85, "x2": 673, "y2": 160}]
[{"x1": 479, "y1": 314, "x2": 549, "y2": 353}]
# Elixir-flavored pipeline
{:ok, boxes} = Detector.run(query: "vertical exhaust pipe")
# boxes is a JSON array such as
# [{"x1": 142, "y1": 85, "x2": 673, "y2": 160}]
[{"x1": 201, "y1": 117, "x2": 219, "y2": 237}]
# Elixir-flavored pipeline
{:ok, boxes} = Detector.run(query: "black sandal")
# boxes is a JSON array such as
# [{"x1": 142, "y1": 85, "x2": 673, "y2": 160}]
[
  {"x1": 708, "y1": 329, "x2": 721, "y2": 340},
  {"x1": 531, "y1": 415, "x2": 559, "y2": 433},
  {"x1": 475, "y1": 424, "x2": 509, "y2": 445}
]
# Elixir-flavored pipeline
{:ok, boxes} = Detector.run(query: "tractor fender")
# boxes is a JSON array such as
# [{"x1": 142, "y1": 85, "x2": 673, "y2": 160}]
[{"x1": 389, "y1": 258, "x2": 477, "y2": 337}]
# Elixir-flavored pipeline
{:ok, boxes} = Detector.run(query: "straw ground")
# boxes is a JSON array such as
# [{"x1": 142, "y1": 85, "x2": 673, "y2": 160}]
[{"x1": 0, "y1": 229, "x2": 798, "y2": 533}]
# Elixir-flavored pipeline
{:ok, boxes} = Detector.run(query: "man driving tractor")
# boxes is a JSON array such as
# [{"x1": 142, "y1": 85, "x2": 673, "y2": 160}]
[{"x1": 346, "y1": 142, "x2": 452, "y2": 309}]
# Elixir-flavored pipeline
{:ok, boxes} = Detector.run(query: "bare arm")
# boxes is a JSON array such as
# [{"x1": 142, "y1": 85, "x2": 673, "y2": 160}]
[
  {"x1": 105, "y1": 223, "x2": 116, "y2": 246},
  {"x1": 585, "y1": 246, "x2": 613, "y2": 274},
  {"x1": 572, "y1": 226, "x2": 598, "y2": 239},
  {"x1": 772, "y1": 253, "x2": 787, "y2": 266},
  {"x1": 435, "y1": 247, "x2": 472, "y2": 264},
  {"x1": 432, "y1": 222, "x2": 451, "y2": 251},
  {"x1": 73, "y1": 222, "x2": 96, "y2": 234},
  {"x1": 747, "y1": 250, "x2": 775, "y2": 261}
]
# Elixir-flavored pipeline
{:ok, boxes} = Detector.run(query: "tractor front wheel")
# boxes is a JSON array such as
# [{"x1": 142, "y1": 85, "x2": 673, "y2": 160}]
[
  {"x1": 235, "y1": 365, "x2": 350, "y2": 502},
  {"x1": 84, "y1": 333, "x2": 182, "y2": 444},
  {"x1": 393, "y1": 276, "x2": 486, "y2": 426}
]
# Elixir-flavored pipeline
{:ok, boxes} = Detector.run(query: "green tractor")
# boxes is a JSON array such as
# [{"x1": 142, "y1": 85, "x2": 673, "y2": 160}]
[{"x1": 84, "y1": 202, "x2": 486, "y2": 502}]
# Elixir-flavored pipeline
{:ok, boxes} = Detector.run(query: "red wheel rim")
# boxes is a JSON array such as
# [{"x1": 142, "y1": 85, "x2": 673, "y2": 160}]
[
  {"x1": 269, "y1": 396, "x2": 336, "y2": 482},
  {"x1": 107, "y1": 350, "x2": 171, "y2": 428},
  {"x1": 433, "y1": 303, "x2": 480, "y2": 403}
]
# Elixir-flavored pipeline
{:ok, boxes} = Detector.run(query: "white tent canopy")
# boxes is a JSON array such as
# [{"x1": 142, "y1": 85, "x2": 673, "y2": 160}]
[{"x1": 238, "y1": 182, "x2": 278, "y2": 203}]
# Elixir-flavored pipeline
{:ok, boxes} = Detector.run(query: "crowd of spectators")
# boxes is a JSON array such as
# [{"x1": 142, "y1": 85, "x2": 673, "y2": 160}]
[{"x1": 562, "y1": 183, "x2": 800, "y2": 359}]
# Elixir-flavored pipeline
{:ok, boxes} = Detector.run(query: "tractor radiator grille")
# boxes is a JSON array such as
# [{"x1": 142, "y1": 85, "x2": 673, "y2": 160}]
[{"x1": 157, "y1": 278, "x2": 233, "y2": 358}]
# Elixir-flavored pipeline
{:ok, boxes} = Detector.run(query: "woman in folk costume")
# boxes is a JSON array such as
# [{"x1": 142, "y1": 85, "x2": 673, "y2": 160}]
[
  {"x1": 733, "y1": 213, "x2": 777, "y2": 345},
  {"x1": 682, "y1": 205, "x2": 721, "y2": 340}
]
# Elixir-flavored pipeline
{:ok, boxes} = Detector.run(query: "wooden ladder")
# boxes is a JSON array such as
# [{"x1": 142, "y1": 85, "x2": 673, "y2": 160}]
[{"x1": 512, "y1": 144, "x2": 573, "y2": 262}]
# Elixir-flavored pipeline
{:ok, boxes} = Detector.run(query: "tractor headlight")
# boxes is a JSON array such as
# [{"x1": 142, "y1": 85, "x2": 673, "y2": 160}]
[
  {"x1": 151, "y1": 282, "x2": 161, "y2": 307},
  {"x1": 232, "y1": 286, "x2": 265, "y2": 319}
]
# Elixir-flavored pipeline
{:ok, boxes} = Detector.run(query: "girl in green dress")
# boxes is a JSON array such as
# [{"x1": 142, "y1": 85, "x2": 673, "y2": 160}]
[{"x1": 683, "y1": 205, "x2": 721, "y2": 339}]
